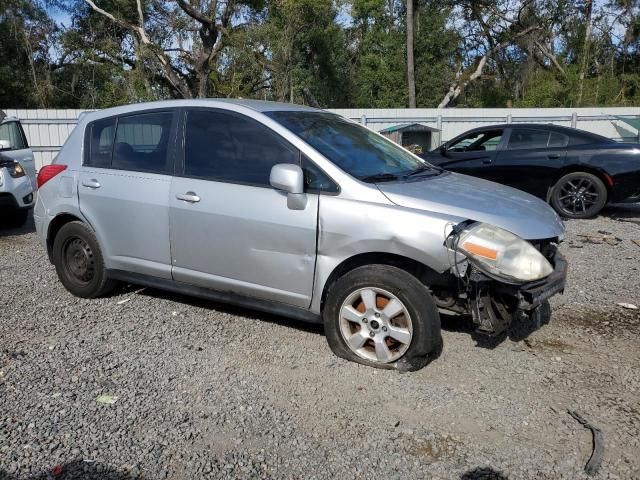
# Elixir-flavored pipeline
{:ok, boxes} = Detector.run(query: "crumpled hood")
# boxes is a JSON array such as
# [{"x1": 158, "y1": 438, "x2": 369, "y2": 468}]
[{"x1": 377, "y1": 172, "x2": 565, "y2": 240}]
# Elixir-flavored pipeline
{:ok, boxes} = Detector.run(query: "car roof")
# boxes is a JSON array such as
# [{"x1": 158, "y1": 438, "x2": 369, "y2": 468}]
[
  {"x1": 80, "y1": 98, "x2": 323, "y2": 124},
  {"x1": 463, "y1": 123, "x2": 612, "y2": 142}
]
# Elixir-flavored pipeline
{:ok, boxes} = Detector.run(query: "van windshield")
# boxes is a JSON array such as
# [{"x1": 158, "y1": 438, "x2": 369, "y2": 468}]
[{"x1": 265, "y1": 111, "x2": 438, "y2": 182}]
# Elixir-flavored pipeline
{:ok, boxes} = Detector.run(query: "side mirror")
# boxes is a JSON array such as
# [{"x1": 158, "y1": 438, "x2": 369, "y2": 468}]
[
  {"x1": 0, "y1": 140, "x2": 10, "y2": 151},
  {"x1": 439, "y1": 145, "x2": 448, "y2": 157},
  {"x1": 269, "y1": 163, "x2": 307, "y2": 210}
]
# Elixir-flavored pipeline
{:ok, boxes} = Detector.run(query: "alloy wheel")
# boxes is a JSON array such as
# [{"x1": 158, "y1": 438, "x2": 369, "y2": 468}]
[
  {"x1": 339, "y1": 287, "x2": 413, "y2": 364},
  {"x1": 557, "y1": 177, "x2": 600, "y2": 216}
]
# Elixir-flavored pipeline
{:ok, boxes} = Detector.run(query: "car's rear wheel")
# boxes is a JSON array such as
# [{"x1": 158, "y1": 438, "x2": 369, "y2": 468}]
[
  {"x1": 550, "y1": 172, "x2": 607, "y2": 219},
  {"x1": 52, "y1": 221, "x2": 116, "y2": 298},
  {"x1": 323, "y1": 265, "x2": 442, "y2": 371}
]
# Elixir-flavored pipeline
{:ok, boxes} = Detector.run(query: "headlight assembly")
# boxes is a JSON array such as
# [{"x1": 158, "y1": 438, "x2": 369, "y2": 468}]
[
  {"x1": 6, "y1": 162, "x2": 25, "y2": 178},
  {"x1": 455, "y1": 223, "x2": 553, "y2": 283}
]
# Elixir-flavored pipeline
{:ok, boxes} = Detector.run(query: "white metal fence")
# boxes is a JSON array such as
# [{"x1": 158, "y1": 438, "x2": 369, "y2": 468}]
[{"x1": 3, "y1": 106, "x2": 638, "y2": 170}]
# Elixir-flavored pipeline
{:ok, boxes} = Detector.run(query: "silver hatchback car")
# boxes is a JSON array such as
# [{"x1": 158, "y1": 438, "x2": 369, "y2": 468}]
[{"x1": 35, "y1": 100, "x2": 567, "y2": 371}]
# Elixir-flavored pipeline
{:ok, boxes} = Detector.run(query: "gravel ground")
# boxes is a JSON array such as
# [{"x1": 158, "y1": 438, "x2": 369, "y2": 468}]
[{"x1": 1, "y1": 206, "x2": 639, "y2": 480}]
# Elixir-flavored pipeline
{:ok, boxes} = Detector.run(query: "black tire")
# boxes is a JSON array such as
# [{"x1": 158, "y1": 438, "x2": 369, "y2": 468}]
[
  {"x1": 52, "y1": 221, "x2": 117, "y2": 298},
  {"x1": 323, "y1": 265, "x2": 442, "y2": 372},
  {"x1": 550, "y1": 172, "x2": 607, "y2": 219},
  {"x1": 2, "y1": 209, "x2": 28, "y2": 228}
]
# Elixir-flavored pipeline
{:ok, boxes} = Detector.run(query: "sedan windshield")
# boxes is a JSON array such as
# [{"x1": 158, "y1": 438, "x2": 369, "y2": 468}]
[{"x1": 265, "y1": 111, "x2": 438, "y2": 181}]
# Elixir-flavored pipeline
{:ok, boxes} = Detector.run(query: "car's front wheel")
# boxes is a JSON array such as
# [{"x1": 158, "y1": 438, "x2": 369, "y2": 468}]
[
  {"x1": 550, "y1": 172, "x2": 607, "y2": 219},
  {"x1": 52, "y1": 221, "x2": 117, "y2": 298},
  {"x1": 323, "y1": 265, "x2": 442, "y2": 371}
]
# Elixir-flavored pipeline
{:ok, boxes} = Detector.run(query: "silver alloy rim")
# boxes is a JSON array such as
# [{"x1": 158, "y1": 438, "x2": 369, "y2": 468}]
[{"x1": 339, "y1": 287, "x2": 413, "y2": 364}]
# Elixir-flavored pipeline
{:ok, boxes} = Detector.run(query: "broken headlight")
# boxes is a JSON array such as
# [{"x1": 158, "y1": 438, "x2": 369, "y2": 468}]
[{"x1": 455, "y1": 223, "x2": 553, "y2": 283}]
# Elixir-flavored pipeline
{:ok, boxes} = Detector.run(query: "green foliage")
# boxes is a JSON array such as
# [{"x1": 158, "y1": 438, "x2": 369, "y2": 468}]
[{"x1": 0, "y1": 0, "x2": 638, "y2": 109}]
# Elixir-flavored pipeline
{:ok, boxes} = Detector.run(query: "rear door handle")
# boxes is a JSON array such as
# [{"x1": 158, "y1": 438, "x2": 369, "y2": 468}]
[
  {"x1": 82, "y1": 179, "x2": 101, "y2": 189},
  {"x1": 481, "y1": 159, "x2": 492, "y2": 164},
  {"x1": 548, "y1": 154, "x2": 560, "y2": 159},
  {"x1": 176, "y1": 191, "x2": 200, "y2": 203}
]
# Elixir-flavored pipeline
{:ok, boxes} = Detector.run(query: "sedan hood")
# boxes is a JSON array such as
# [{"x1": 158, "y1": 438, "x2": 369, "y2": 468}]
[{"x1": 377, "y1": 172, "x2": 565, "y2": 240}]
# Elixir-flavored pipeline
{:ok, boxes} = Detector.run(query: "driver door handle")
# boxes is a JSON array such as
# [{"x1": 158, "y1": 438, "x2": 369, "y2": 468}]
[
  {"x1": 82, "y1": 179, "x2": 101, "y2": 189},
  {"x1": 176, "y1": 192, "x2": 200, "y2": 203},
  {"x1": 481, "y1": 158, "x2": 492, "y2": 164}
]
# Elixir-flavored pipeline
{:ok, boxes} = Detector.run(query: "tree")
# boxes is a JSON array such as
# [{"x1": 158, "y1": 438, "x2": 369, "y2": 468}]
[
  {"x1": 406, "y1": 0, "x2": 416, "y2": 107},
  {"x1": 0, "y1": 0, "x2": 55, "y2": 107},
  {"x1": 71, "y1": 0, "x2": 261, "y2": 98},
  {"x1": 577, "y1": 0, "x2": 593, "y2": 105}
]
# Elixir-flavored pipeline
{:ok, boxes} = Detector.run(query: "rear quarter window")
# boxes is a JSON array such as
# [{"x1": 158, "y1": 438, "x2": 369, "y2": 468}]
[
  {"x1": 548, "y1": 132, "x2": 569, "y2": 148},
  {"x1": 85, "y1": 118, "x2": 116, "y2": 168}
]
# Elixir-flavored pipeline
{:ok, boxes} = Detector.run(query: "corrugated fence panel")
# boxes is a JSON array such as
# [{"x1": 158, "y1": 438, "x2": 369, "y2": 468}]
[{"x1": 2, "y1": 107, "x2": 638, "y2": 169}]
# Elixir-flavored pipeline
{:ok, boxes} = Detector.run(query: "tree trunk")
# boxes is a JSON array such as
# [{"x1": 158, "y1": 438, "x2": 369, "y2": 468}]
[
  {"x1": 406, "y1": 0, "x2": 416, "y2": 108},
  {"x1": 577, "y1": 0, "x2": 593, "y2": 106}
]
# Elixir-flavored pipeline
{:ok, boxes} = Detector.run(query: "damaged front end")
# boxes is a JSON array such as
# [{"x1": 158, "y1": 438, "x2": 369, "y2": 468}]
[{"x1": 437, "y1": 221, "x2": 567, "y2": 336}]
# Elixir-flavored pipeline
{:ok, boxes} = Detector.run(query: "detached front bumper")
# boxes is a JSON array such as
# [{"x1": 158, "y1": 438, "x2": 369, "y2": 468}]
[{"x1": 469, "y1": 250, "x2": 567, "y2": 335}]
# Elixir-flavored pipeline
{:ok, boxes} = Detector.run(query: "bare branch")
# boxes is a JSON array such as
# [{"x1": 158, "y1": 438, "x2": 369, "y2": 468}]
[
  {"x1": 83, "y1": 0, "x2": 193, "y2": 98},
  {"x1": 534, "y1": 40, "x2": 567, "y2": 77},
  {"x1": 438, "y1": 25, "x2": 542, "y2": 108},
  {"x1": 176, "y1": 0, "x2": 214, "y2": 26}
]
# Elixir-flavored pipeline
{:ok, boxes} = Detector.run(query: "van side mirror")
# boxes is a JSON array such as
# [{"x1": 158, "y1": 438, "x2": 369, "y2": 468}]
[
  {"x1": 0, "y1": 140, "x2": 10, "y2": 151},
  {"x1": 269, "y1": 163, "x2": 307, "y2": 210}
]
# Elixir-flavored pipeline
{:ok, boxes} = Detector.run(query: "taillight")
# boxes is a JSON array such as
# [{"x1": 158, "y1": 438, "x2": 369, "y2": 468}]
[{"x1": 37, "y1": 164, "x2": 67, "y2": 189}]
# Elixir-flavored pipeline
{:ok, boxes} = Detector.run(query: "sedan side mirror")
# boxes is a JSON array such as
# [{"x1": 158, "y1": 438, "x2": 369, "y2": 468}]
[
  {"x1": 439, "y1": 145, "x2": 448, "y2": 157},
  {"x1": 0, "y1": 140, "x2": 10, "y2": 151},
  {"x1": 269, "y1": 163, "x2": 307, "y2": 210}
]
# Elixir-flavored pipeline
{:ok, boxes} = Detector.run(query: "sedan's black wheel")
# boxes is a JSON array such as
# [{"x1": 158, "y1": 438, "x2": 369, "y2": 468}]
[
  {"x1": 551, "y1": 172, "x2": 607, "y2": 219},
  {"x1": 323, "y1": 265, "x2": 442, "y2": 372},
  {"x1": 53, "y1": 221, "x2": 116, "y2": 298}
]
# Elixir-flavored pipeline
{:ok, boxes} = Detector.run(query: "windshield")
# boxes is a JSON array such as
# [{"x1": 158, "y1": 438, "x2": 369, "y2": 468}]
[{"x1": 265, "y1": 111, "x2": 437, "y2": 181}]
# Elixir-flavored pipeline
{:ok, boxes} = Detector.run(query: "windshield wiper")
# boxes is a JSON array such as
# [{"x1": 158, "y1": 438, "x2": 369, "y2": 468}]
[
  {"x1": 406, "y1": 165, "x2": 441, "y2": 177},
  {"x1": 360, "y1": 173, "x2": 403, "y2": 183}
]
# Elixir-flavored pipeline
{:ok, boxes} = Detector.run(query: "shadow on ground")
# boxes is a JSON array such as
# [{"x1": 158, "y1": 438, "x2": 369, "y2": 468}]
[
  {"x1": 0, "y1": 460, "x2": 142, "y2": 480},
  {"x1": 122, "y1": 281, "x2": 548, "y2": 350},
  {"x1": 441, "y1": 302, "x2": 551, "y2": 350},
  {"x1": 0, "y1": 210, "x2": 36, "y2": 237},
  {"x1": 461, "y1": 466, "x2": 509, "y2": 479},
  {"x1": 119, "y1": 283, "x2": 325, "y2": 336},
  {"x1": 601, "y1": 202, "x2": 640, "y2": 222}
]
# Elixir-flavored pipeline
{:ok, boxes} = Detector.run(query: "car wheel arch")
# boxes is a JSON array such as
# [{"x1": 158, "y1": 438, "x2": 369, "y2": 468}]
[
  {"x1": 319, "y1": 252, "x2": 449, "y2": 313},
  {"x1": 46, "y1": 213, "x2": 86, "y2": 259}
]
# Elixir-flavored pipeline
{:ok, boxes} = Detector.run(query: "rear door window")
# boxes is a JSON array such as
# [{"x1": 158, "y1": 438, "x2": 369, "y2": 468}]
[
  {"x1": 112, "y1": 112, "x2": 174, "y2": 174},
  {"x1": 507, "y1": 129, "x2": 550, "y2": 150},
  {"x1": 183, "y1": 109, "x2": 298, "y2": 187},
  {"x1": 447, "y1": 130, "x2": 504, "y2": 153}
]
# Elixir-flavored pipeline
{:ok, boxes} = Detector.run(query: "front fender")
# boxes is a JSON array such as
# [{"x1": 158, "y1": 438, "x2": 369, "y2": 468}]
[{"x1": 310, "y1": 195, "x2": 464, "y2": 313}]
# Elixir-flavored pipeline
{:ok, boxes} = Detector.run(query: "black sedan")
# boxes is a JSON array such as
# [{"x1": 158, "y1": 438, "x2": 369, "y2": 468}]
[{"x1": 421, "y1": 124, "x2": 640, "y2": 218}]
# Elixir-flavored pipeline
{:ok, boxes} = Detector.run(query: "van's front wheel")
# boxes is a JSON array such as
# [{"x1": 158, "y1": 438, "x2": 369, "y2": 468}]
[
  {"x1": 323, "y1": 265, "x2": 442, "y2": 371},
  {"x1": 52, "y1": 221, "x2": 116, "y2": 298}
]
